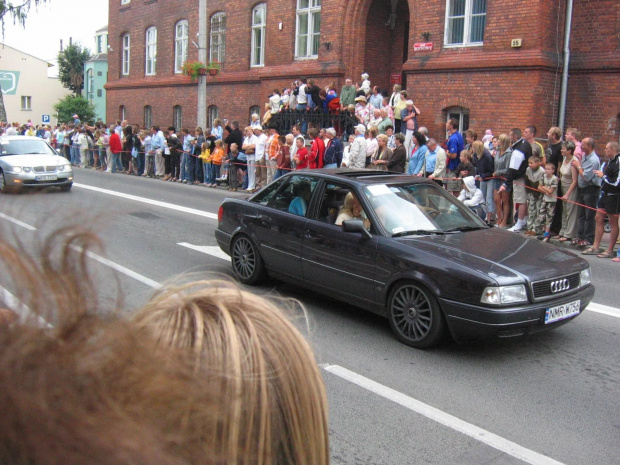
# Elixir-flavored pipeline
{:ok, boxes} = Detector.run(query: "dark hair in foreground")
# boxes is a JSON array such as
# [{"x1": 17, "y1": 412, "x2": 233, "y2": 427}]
[{"x1": 0, "y1": 228, "x2": 329, "y2": 465}]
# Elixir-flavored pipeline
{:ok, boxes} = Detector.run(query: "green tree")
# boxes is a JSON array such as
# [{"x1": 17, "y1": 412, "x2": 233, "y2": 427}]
[
  {"x1": 57, "y1": 43, "x2": 91, "y2": 96},
  {"x1": 0, "y1": 0, "x2": 50, "y2": 123},
  {"x1": 54, "y1": 95, "x2": 95, "y2": 125}
]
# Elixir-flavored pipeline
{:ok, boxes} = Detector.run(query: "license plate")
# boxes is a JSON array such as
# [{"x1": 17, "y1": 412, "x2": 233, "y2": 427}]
[
  {"x1": 35, "y1": 175, "x2": 58, "y2": 181},
  {"x1": 545, "y1": 299, "x2": 580, "y2": 324}
]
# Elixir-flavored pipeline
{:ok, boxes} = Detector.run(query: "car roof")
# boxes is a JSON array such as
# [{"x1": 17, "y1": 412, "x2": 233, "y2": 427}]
[
  {"x1": 292, "y1": 168, "x2": 433, "y2": 186},
  {"x1": 0, "y1": 136, "x2": 43, "y2": 142}
]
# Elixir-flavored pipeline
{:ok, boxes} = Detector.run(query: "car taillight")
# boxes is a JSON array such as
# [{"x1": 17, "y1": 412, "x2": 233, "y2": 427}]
[{"x1": 218, "y1": 206, "x2": 224, "y2": 222}]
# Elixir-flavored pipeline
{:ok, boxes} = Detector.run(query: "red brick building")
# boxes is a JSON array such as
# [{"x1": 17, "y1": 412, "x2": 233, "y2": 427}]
[{"x1": 106, "y1": 0, "x2": 620, "y2": 143}]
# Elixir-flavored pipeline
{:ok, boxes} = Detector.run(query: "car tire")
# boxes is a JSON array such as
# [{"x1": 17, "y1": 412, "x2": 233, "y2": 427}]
[
  {"x1": 0, "y1": 171, "x2": 13, "y2": 194},
  {"x1": 60, "y1": 183, "x2": 73, "y2": 192},
  {"x1": 604, "y1": 222, "x2": 611, "y2": 234},
  {"x1": 231, "y1": 234, "x2": 266, "y2": 285},
  {"x1": 388, "y1": 281, "x2": 445, "y2": 349}
]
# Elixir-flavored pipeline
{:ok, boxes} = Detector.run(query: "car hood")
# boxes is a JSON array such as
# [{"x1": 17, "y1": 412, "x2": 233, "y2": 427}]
[
  {"x1": 1, "y1": 154, "x2": 68, "y2": 167},
  {"x1": 397, "y1": 228, "x2": 586, "y2": 285}
]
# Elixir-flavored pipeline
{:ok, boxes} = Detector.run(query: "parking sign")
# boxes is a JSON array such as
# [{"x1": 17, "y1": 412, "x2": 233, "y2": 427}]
[{"x1": 42, "y1": 115, "x2": 50, "y2": 123}]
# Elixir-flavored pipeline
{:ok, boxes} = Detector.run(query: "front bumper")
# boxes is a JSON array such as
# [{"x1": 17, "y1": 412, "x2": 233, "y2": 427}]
[
  {"x1": 4, "y1": 171, "x2": 73, "y2": 188},
  {"x1": 441, "y1": 284, "x2": 595, "y2": 342}
]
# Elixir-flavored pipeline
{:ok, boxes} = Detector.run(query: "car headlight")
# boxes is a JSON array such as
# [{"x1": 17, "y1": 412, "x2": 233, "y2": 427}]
[
  {"x1": 580, "y1": 268, "x2": 591, "y2": 287},
  {"x1": 481, "y1": 285, "x2": 528, "y2": 305},
  {"x1": 8, "y1": 166, "x2": 23, "y2": 173},
  {"x1": 57, "y1": 164, "x2": 71, "y2": 172}
]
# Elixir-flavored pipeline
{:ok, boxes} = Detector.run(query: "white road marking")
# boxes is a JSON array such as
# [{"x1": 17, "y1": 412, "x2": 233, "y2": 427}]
[
  {"x1": 177, "y1": 242, "x2": 230, "y2": 261},
  {"x1": 73, "y1": 183, "x2": 218, "y2": 219},
  {"x1": 321, "y1": 363, "x2": 564, "y2": 465},
  {"x1": 69, "y1": 245, "x2": 162, "y2": 289},
  {"x1": 586, "y1": 302, "x2": 620, "y2": 318},
  {"x1": 0, "y1": 284, "x2": 52, "y2": 327},
  {"x1": 0, "y1": 212, "x2": 37, "y2": 231}
]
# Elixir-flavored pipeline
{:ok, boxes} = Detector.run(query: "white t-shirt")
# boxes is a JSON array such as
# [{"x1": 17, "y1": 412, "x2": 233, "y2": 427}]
[
  {"x1": 297, "y1": 84, "x2": 307, "y2": 104},
  {"x1": 255, "y1": 133, "x2": 268, "y2": 161}
]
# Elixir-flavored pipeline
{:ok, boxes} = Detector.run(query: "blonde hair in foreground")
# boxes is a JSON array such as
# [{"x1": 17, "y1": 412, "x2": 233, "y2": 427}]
[
  {"x1": 0, "y1": 229, "x2": 220, "y2": 465},
  {"x1": 132, "y1": 279, "x2": 330, "y2": 465}
]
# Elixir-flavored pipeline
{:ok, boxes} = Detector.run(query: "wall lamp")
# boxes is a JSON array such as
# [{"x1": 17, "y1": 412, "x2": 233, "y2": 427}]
[{"x1": 323, "y1": 41, "x2": 332, "y2": 50}]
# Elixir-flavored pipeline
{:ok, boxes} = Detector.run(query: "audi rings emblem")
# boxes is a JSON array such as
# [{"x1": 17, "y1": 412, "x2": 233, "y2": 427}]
[{"x1": 550, "y1": 279, "x2": 570, "y2": 293}]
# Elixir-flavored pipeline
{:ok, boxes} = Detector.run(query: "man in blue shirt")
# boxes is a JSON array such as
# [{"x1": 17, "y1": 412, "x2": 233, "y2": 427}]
[
  {"x1": 445, "y1": 119, "x2": 464, "y2": 195},
  {"x1": 150, "y1": 125, "x2": 165, "y2": 177}
]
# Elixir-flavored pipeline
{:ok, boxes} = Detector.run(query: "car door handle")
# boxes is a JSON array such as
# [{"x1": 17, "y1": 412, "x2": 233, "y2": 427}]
[{"x1": 305, "y1": 230, "x2": 324, "y2": 243}]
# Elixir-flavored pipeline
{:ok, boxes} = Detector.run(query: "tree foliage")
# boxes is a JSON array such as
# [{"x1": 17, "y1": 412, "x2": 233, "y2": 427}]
[
  {"x1": 53, "y1": 95, "x2": 95, "y2": 125},
  {"x1": 57, "y1": 43, "x2": 91, "y2": 96}
]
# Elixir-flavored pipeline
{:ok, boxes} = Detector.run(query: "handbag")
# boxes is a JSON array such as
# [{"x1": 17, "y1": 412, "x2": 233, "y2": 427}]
[{"x1": 131, "y1": 147, "x2": 138, "y2": 158}]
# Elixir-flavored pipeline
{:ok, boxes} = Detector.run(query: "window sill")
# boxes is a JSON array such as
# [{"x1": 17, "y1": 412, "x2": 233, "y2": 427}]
[
  {"x1": 443, "y1": 42, "x2": 484, "y2": 49},
  {"x1": 21, "y1": 109, "x2": 32, "y2": 112},
  {"x1": 250, "y1": 64, "x2": 265, "y2": 68},
  {"x1": 294, "y1": 56, "x2": 318, "y2": 61}
]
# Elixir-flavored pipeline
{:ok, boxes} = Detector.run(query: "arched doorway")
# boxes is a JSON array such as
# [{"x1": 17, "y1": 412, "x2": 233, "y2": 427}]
[{"x1": 363, "y1": 0, "x2": 410, "y2": 92}]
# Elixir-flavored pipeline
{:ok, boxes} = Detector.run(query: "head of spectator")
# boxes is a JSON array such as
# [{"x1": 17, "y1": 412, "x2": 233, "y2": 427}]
[
  {"x1": 131, "y1": 276, "x2": 332, "y2": 465},
  {"x1": 565, "y1": 127, "x2": 581, "y2": 144},
  {"x1": 308, "y1": 128, "x2": 319, "y2": 140},
  {"x1": 373, "y1": 108, "x2": 381, "y2": 119},
  {"x1": 355, "y1": 124, "x2": 366, "y2": 136},
  {"x1": 498, "y1": 133, "x2": 511, "y2": 153},
  {"x1": 385, "y1": 125, "x2": 394, "y2": 136},
  {"x1": 367, "y1": 127, "x2": 378, "y2": 139},
  {"x1": 267, "y1": 123, "x2": 278, "y2": 135},
  {"x1": 251, "y1": 113, "x2": 260, "y2": 124},
  {"x1": 561, "y1": 140, "x2": 576, "y2": 158},
  {"x1": 345, "y1": 78, "x2": 353, "y2": 87},
  {"x1": 379, "y1": 108, "x2": 388, "y2": 119},
  {"x1": 395, "y1": 133, "x2": 407, "y2": 147},
  {"x1": 377, "y1": 133, "x2": 388, "y2": 148},
  {"x1": 582, "y1": 137, "x2": 595, "y2": 155},
  {"x1": 405, "y1": 100, "x2": 414, "y2": 110},
  {"x1": 465, "y1": 130, "x2": 478, "y2": 146},
  {"x1": 355, "y1": 95, "x2": 367, "y2": 105},
  {"x1": 472, "y1": 140, "x2": 484, "y2": 158},
  {"x1": 418, "y1": 126, "x2": 428, "y2": 138},
  {"x1": 460, "y1": 149, "x2": 472, "y2": 164},
  {"x1": 446, "y1": 118, "x2": 459, "y2": 134},
  {"x1": 399, "y1": 90, "x2": 408, "y2": 100},
  {"x1": 392, "y1": 84, "x2": 402, "y2": 94},
  {"x1": 230, "y1": 120, "x2": 240, "y2": 130},
  {"x1": 523, "y1": 126, "x2": 537, "y2": 143},
  {"x1": 252, "y1": 125, "x2": 263, "y2": 136},
  {"x1": 285, "y1": 134, "x2": 294, "y2": 146},
  {"x1": 414, "y1": 131, "x2": 427, "y2": 147},
  {"x1": 482, "y1": 129, "x2": 494, "y2": 144},
  {"x1": 292, "y1": 124, "x2": 302, "y2": 136},
  {"x1": 325, "y1": 127, "x2": 337, "y2": 140},
  {"x1": 213, "y1": 118, "x2": 222, "y2": 129},
  {"x1": 509, "y1": 128, "x2": 522, "y2": 144}
]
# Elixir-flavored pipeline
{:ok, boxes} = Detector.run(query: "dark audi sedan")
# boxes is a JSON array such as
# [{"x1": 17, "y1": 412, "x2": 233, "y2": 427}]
[{"x1": 215, "y1": 170, "x2": 594, "y2": 348}]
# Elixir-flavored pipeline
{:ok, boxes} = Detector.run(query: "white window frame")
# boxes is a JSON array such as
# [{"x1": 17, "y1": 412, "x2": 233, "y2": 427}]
[
  {"x1": 144, "y1": 105, "x2": 152, "y2": 128},
  {"x1": 444, "y1": 0, "x2": 486, "y2": 47},
  {"x1": 174, "y1": 20, "x2": 189, "y2": 74},
  {"x1": 173, "y1": 106, "x2": 182, "y2": 131},
  {"x1": 251, "y1": 3, "x2": 266, "y2": 67},
  {"x1": 145, "y1": 26, "x2": 157, "y2": 76},
  {"x1": 121, "y1": 0, "x2": 130, "y2": 5},
  {"x1": 20, "y1": 96, "x2": 32, "y2": 111},
  {"x1": 119, "y1": 105, "x2": 126, "y2": 121},
  {"x1": 208, "y1": 105, "x2": 219, "y2": 129},
  {"x1": 295, "y1": 0, "x2": 321, "y2": 59},
  {"x1": 446, "y1": 107, "x2": 470, "y2": 136},
  {"x1": 209, "y1": 12, "x2": 226, "y2": 64},
  {"x1": 121, "y1": 33, "x2": 130, "y2": 75},
  {"x1": 86, "y1": 68, "x2": 94, "y2": 102}
]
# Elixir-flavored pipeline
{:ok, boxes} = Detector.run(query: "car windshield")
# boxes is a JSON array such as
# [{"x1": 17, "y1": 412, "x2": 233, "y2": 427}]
[
  {"x1": 362, "y1": 182, "x2": 487, "y2": 236},
  {"x1": 0, "y1": 139, "x2": 56, "y2": 156}
]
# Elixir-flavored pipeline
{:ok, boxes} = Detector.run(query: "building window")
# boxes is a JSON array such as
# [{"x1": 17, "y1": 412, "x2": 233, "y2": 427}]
[
  {"x1": 145, "y1": 26, "x2": 157, "y2": 75},
  {"x1": 251, "y1": 4, "x2": 266, "y2": 67},
  {"x1": 96, "y1": 35, "x2": 103, "y2": 54},
  {"x1": 209, "y1": 12, "x2": 226, "y2": 63},
  {"x1": 173, "y1": 105, "x2": 182, "y2": 131},
  {"x1": 249, "y1": 105, "x2": 260, "y2": 123},
  {"x1": 121, "y1": 33, "x2": 130, "y2": 75},
  {"x1": 144, "y1": 105, "x2": 153, "y2": 128},
  {"x1": 119, "y1": 105, "x2": 126, "y2": 121},
  {"x1": 208, "y1": 105, "x2": 219, "y2": 129},
  {"x1": 446, "y1": 107, "x2": 470, "y2": 134},
  {"x1": 86, "y1": 68, "x2": 94, "y2": 103},
  {"x1": 175, "y1": 20, "x2": 189, "y2": 73},
  {"x1": 121, "y1": 0, "x2": 130, "y2": 4},
  {"x1": 97, "y1": 89, "x2": 103, "y2": 97},
  {"x1": 295, "y1": 0, "x2": 321, "y2": 59},
  {"x1": 445, "y1": 0, "x2": 486, "y2": 46},
  {"x1": 20, "y1": 96, "x2": 32, "y2": 111}
]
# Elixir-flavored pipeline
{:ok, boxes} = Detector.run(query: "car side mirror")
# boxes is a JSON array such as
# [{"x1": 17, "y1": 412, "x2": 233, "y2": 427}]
[{"x1": 342, "y1": 219, "x2": 372, "y2": 239}]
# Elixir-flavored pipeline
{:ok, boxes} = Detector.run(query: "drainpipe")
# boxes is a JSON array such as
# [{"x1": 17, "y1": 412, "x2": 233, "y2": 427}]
[
  {"x1": 558, "y1": 0, "x2": 573, "y2": 131},
  {"x1": 197, "y1": 0, "x2": 208, "y2": 129}
]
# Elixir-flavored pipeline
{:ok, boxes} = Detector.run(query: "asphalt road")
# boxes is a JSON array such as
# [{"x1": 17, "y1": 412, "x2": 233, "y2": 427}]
[{"x1": 1, "y1": 169, "x2": 618, "y2": 465}]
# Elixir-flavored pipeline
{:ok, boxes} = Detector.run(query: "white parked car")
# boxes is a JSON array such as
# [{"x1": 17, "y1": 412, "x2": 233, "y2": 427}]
[{"x1": 0, "y1": 136, "x2": 73, "y2": 193}]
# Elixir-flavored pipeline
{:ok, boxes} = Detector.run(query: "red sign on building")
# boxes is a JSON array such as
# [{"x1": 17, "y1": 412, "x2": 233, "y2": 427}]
[
  {"x1": 390, "y1": 74, "x2": 401, "y2": 84},
  {"x1": 414, "y1": 42, "x2": 434, "y2": 51}
]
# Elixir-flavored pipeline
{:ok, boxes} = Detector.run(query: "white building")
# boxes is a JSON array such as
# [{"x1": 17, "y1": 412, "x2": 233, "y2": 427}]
[{"x1": 0, "y1": 43, "x2": 70, "y2": 124}]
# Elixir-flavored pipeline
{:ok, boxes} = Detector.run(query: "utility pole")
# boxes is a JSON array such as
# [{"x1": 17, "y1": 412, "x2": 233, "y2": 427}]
[{"x1": 197, "y1": 0, "x2": 207, "y2": 129}]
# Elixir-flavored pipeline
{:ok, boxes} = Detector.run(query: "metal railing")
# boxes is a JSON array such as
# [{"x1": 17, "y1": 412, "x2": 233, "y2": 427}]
[{"x1": 270, "y1": 109, "x2": 359, "y2": 137}]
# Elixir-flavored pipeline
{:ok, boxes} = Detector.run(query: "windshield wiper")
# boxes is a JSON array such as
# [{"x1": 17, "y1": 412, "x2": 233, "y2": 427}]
[
  {"x1": 392, "y1": 230, "x2": 446, "y2": 237},
  {"x1": 23, "y1": 152, "x2": 47, "y2": 155},
  {"x1": 443, "y1": 225, "x2": 488, "y2": 233}
]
